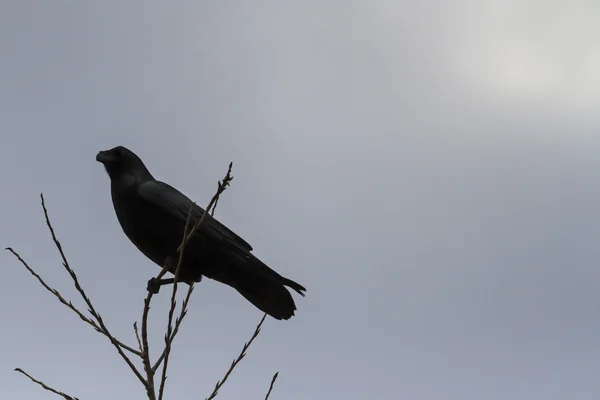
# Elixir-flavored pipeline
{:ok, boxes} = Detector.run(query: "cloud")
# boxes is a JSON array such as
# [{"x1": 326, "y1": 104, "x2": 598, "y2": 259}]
[{"x1": 449, "y1": 1, "x2": 600, "y2": 114}]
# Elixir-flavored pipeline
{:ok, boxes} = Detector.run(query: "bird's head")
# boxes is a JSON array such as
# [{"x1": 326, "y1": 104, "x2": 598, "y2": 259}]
[{"x1": 96, "y1": 146, "x2": 153, "y2": 181}]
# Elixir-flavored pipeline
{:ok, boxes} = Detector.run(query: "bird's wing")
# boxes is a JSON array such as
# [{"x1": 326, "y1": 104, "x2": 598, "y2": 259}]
[{"x1": 136, "y1": 180, "x2": 253, "y2": 252}]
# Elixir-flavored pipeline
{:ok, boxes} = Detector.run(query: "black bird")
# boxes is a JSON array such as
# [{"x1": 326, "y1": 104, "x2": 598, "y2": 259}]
[{"x1": 96, "y1": 145, "x2": 305, "y2": 320}]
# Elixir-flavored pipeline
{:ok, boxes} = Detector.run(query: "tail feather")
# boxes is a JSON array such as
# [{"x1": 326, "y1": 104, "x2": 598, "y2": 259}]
[
  {"x1": 282, "y1": 277, "x2": 306, "y2": 297},
  {"x1": 203, "y1": 252, "x2": 306, "y2": 320},
  {"x1": 247, "y1": 253, "x2": 307, "y2": 297},
  {"x1": 234, "y1": 279, "x2": 299, "y2": 320}
]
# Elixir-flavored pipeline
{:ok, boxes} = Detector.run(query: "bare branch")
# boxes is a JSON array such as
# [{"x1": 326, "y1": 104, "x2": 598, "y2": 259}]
[
  {"x1": 142, "y1": 161, "x2": 234, "y2": 400},
  {"x1": 15, "y1": 368, "x2": 80, "y2": 400},
  {"x1": 12, "y1": 161, "x2": 268, "y2": 400},
  {"x1": 151, "y1": 284, "x2": 194, "y2": 373},
  {"x1": 5, "y1": 247, "x2": 97, "y2": 328},
  {"x1": 211, "y1": 161, "x2": 233, "y2": 217},
  {"x1": 141, "y1": 293, "x2": 158, "y2": 400},
  {"x1": 158, "y1": 206, "x2": 194, "y2": 400},
  {"x1": 264, "y1": 372, "x2": 279, "y2": 400},
  {"x1": 5, "y1": 247, "x2": 141, "y2": 356},
  {"x1": 40, "y1": 193, "x2": 146, "y2": 386},
  {"x1": 179, "y1": 161, "x2": 233, "y2": 252},
  {"x1": 206, "y1": 314, "x2": 267, "y2": 400}
]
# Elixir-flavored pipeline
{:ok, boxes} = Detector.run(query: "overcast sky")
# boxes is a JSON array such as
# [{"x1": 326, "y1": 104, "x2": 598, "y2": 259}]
[{"x1": 1, "y1": 2, "x2": 600, "y2": 399}]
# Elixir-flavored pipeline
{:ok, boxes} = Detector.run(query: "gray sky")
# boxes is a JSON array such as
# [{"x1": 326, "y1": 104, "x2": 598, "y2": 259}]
[{"x1": 1, "y1": 1, "x2": 600, "y2": 399}]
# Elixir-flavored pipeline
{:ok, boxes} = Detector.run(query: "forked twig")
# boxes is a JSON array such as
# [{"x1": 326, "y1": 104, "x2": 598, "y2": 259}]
[
  {"x1": 179, "y1": 162, "x2": 233, "y2": 252},
  {"x1": 40, "y1": 194, "x2": 146, "y2": 386},
  {"x1": 141, "y1": 162, "x2": 234, "y2": 400},
  {"x1": 11, "y1": 161, "x2": 275, "y2": 400},
  {"x1": 152, "y1": 284, "x2": 194, "y2": 373},
  {"x1": 4, "y1": 247, "x2": 140, "y2": 357},
  {"x1": 8, "y1": 194, "x2": 146, "y2": 387},
  {"x1": 157, "y1": 206, "x2": 195, "y2": 400}
]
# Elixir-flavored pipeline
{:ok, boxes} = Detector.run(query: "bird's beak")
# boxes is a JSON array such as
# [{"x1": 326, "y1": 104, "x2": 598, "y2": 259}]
[{"x1": 96, "y1": 150, "x2": 116, "y2": 164}]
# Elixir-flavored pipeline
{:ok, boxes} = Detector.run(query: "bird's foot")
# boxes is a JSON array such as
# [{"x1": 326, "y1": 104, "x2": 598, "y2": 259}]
[
  {"x1": 147, "y1": 278, "x2": 162, "y2": 294},
  {"x1": 147, "y1": 277, "x2": 193, "y2": 293},
  {"x1": 147, "y1": 277, "x2": 175, "y2": 293}
]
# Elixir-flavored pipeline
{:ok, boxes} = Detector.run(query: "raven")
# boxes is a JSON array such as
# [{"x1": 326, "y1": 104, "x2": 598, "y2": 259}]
[{"x1": 96, "y1": 145, "x2": 305, "y2": 320}]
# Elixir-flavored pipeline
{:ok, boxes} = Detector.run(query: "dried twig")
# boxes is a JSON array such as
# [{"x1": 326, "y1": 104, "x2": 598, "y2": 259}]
[
  {"x1": 134, "y1": 322, "x2": 144, "y2": 355},
  {"x1": 157, "y1": 206, "x2": 194, "y2": 400},
  {"x1": 151, "y1": 284, "x2": 194, "y2": 373},
  {"x1": 139, "y1": 257, "x2": 184, "y2": 399},
  {"x1": 39, "y1": 194, "x2": 147, "y2": 386},
  {"x1": 179, "y1": 162, "x2": 233, "y2": 251},
  {"x1": 264, "y1": 372, "x2": 279, "y2": 400},
  {"x1": 12, "y1": 161, "x2": 275, "y2": 400},
  {"x1": 206, "y1": 313, "x2": 267, "y2": 400},
  {"x1": 4, "y1": 247, "x2": 140, "y2": 357},
  {"x1": 141, "y1": 292, "x2": 157, "y2": 399},
  {"x1": 15, "y1": 368, "x2": 79, "y2": 400},
  {"x1": 8, "y1": 195, "x2": 145, "y2": 385},
  {"x1": 210, "y1": 162, "x2": 233, "y2": 217},
  {"x1": 141, "y1": 161, "x2": 234, "y2": 400}
]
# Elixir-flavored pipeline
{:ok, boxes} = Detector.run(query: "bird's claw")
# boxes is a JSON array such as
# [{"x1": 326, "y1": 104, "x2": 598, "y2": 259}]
[{"x1": 147, "y1": 278, "x2": 161, "y2": 294}]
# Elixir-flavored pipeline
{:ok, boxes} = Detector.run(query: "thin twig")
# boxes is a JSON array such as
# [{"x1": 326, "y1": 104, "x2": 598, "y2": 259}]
[
  {"x1": 15, "y1": 368, "x2": 80, "y2": 400},
  {"x1": 141, "y1": 292, "x2": 158, "y2": 400},
  {"x1": 151, "y1": 283, "x2": 194, "y2": 373},
  {"x1": 134, "y1": 322, "x2": 143, "y2": 354},
  {"x1": 40, "y1": 193, "x2": 146, "y2": 386},
  {"x1": 206, "y1": 313, "x2": 267, "y2": 400},
  {"x1": 158, "y1": 206, "x2": 194, "y2": 400},
  {"x1": 264, "y1": 372, "x2": 279, "y2": 400},
  {"x1": 211, "y1": 198, "x2": 219, "y2": 216},
  {"x1": 5, "y1": 247, "x2": 141, "y2": 357},
  {"x1": 143, "y1": 162, "x2": 234, "y2": 400},
  {"x1": 138, "y1": 255, "x2": 177, "y2": 400},
  {"x1": 211, "y1": 162, "x2": 233, "y2": 217},
  {"x1": 179, "y1": 162, "x2": 233, "y2": 252},
  {"x1": 138, "y1": 251, "x2": 182, "y2": 400},
  {"x1": 12, "y1": 162, "x2": 240, "y2": 400}
]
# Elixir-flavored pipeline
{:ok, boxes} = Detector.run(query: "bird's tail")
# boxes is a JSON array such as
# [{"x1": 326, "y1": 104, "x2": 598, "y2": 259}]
[
  {"x1": 207, "y1": 253, "x2": 306, "y2": 320},
  {"x1": 234, "y1": 278, "x2": 300, "y2": 320}
]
